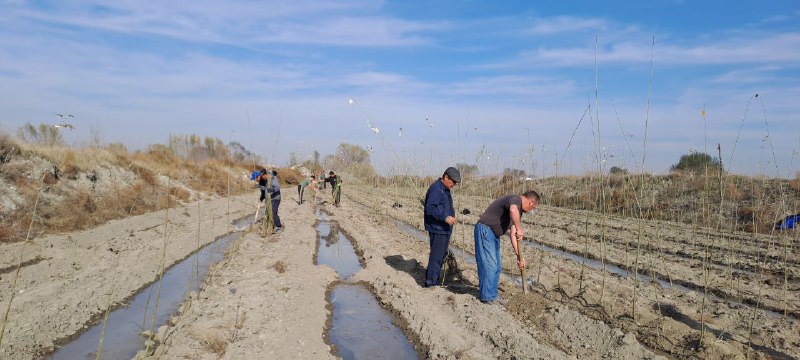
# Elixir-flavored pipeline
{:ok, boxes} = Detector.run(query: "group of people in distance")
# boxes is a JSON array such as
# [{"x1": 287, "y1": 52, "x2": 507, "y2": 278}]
[
  {"x1": 423, "y1": 166, "x2": 539, "y2": 305},
  {"x1": 252, "y1": 168, "x2": 342, "y2": 233},
  {"x1": 252, "y1": 165, "x2": 536, "y2": 304}
]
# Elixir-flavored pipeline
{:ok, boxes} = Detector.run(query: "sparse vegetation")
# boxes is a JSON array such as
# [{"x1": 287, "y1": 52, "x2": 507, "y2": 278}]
[{"x1": 0, "y1": 131, "x2": 256, "y2": 243}]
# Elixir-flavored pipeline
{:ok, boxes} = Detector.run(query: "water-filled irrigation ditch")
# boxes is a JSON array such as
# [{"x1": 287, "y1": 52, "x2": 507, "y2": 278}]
[
  {"x1": 50, "y1": 216, "x2": 253, "y2": 359},
  {"x1": 314, "y1": 208, "x2": 419, "y2": 360}
]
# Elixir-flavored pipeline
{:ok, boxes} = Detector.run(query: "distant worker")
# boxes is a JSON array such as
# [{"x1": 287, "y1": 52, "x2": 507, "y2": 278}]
[
  {"x1": 474, "y1": 190, "x2": 539, "y2": 304},
  {"x1": 309, "y1": 175, "x2": 320, "y2": 202},
  {"x1": 333, "y1": 178, "x2": 342, "y2": 206},
  {"x1": 324, "y1": 171, "x2": 338, "y2": 194},
  {"x1": 423, "y1": 167, "x2": 460, "y2": 287},
  {"x1": 257, "y1": 168, "x2": 268, "y2": 202},
  {"x1": 297, "y1": 175, "x2": 315, "y2": 204},
  {"x1": 267, "y1": 170, "x2": 283, "y2": 232}
]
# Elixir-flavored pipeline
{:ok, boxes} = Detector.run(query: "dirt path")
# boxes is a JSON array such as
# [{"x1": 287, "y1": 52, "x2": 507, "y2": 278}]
[
  {"x1": 144, "y1": 200, "x2": 338, "y2": 359},
  {"x1": 0, "y1": 194, "x2": 253, "y2": 359}
]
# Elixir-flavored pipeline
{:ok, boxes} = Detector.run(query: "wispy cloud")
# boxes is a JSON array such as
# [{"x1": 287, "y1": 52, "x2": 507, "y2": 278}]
[
  {"x1": 503, "y1": 32, "x2": 800, "y2": 68},
  {"x1": 4, "y1": 0, "x2": 443, "y2": 47},
  {"x1": 523, "y1": 16, "x2": 612, "y2": 35},
  {"x1": 448, "y1": 75, "x2": 575, "y2": 98}
]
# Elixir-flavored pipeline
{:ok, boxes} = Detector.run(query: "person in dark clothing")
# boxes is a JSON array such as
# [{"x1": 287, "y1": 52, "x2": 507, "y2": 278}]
[
  {"x1": 267, "y1": 170, "x2": 283, "y2": 232},
  {"x1": 257, "y1": 168, "x2": 268, "y2": 202},
  {"x1": 423, "y1": 167, "x2": 460, "y2": 287},
  {"x1": 474, "y1": 190, "x2": 539, "y2": 304},
  {"x1": 325, "y1": 171, "x2": 338, "y2": 195}
]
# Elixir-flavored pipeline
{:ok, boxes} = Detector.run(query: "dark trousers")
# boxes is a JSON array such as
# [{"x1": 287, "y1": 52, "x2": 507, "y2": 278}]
[
  {"x1": 297, "y1": 185, "x2": 305, "y2": 204},
  {"x1": 271, "y1": 199, "x2": 282, "y2": 228},
  {"x1": 425, "y1": 232, "x2": 451, "y2": 286}
]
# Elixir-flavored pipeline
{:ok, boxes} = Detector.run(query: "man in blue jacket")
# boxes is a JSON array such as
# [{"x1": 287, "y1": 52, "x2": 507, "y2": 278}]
[{"x1": 423, "y1": 167, "x2": 460, "y2": 287}]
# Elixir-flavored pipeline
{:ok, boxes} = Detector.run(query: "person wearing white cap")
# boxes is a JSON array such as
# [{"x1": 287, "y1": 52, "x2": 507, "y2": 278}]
[{"x1": 422, "y1": 166, "x2": 460, "y2": 287}]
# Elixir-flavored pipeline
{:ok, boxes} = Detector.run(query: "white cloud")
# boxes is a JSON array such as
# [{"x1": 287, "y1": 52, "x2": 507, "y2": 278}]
[
  {"x1": 523, "y1": 16, "x2": 610, "y2": 35},
  {"x1": 509, "y1": 32, "x2": 800, "y2": 68},
  {"x1": 448, "y1": 75, "x2": 575, "y2": 98},
  {"x1": 4, "y1": 1, "x2": 442, "y2": 48}
]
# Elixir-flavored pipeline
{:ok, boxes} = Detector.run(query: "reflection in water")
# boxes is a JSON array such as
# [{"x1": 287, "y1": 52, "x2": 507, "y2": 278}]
[
  {"x1": 315, "y1": 220, "x2": 361, "y2": 279},
  {"x1": 324, "y1": 226, "x2": 340, "y2": 247}
]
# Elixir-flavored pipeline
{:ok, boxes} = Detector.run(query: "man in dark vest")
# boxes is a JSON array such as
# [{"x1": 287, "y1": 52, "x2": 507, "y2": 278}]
[{"x1": 423, "y1": 167, "x2": 460, "y2": 287}]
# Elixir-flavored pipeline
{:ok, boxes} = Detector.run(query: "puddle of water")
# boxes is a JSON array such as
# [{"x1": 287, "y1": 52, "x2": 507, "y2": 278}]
[
  {"x1": 51, "y1": 216, "x2": 253, "y2": 360},
  {"x1": 329, "y1": 284, "x2": 419, "y2": 360},
  {"x1": 395, "y1": 220, "x2": 426, "y2": 242},
  {"x1": 315, "y1": 210, "x2": 420, "y2": 358},
  {"x1": 316, "y1": 221, "x2": 362, "y2": 279}
]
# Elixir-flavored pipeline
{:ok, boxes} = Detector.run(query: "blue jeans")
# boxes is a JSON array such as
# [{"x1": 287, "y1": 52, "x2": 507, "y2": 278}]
[
  {"x1": 474, "y1": 223, "x2": 501, "y2": 302},
  {"x1": 425, "y1": 232, "x2": 451, "y2": 286},
  {"x1": 271, "y1": 198, "x2": 282, "y2": 228}
]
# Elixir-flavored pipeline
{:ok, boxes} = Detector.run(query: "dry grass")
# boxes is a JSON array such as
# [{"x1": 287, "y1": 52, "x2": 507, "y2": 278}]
[
  {"x1": 274, "y1": 168, "x2": 303, "y2": 185},
  {"x1": 0, "y1": 137, "x2": 254, "y2": 242},
  {"x1": 272, "y1": 260, "x2": 287, "y2": 274},
  {"x1": 194, "y1": 330, "x2": 228, "y2": 356},
  {"x1": 790, "y1": 172, "x2": 800, "y2": 192},
  {"x1": 447, "y1": 171, "x2": 795, "y2": 234}
]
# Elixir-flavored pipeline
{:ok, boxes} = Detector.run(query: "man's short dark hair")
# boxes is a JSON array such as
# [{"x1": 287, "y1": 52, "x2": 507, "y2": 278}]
[
  {"x1": 329, "y1": 171, "x2": 335, "y2": 175},
  {"x1": 522, "y1": 190, "x2": 540, "y2": 202}
]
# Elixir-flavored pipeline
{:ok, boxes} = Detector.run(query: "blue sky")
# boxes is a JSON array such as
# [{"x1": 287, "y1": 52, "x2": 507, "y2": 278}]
[{"x1": 1, "y1": 0, "x2": 799, "y2": 176}]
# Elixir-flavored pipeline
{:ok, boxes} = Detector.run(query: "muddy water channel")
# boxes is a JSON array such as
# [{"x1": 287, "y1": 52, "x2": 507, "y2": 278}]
[
  {"x1": 50, "y1": 216, "x2": 253, "y2": 360},
  {"x1": 315, "y1": 209, "x2": 419, "y2": 360}
]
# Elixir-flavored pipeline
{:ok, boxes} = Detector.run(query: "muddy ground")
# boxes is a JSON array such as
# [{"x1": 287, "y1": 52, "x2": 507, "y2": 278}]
[{"x1": 1, "y1": 182, "x2": 796, "y2": 359}]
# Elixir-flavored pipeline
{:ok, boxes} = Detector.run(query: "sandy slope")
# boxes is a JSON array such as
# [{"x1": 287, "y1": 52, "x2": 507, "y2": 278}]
[{"x1": 0, "y1": 194, "x2": 253, "y2": 359}]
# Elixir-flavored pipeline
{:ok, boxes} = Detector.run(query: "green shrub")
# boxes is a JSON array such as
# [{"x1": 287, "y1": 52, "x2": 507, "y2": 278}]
[{"x1": 670, "y1": 152, "x2": 721, "y2": 173}]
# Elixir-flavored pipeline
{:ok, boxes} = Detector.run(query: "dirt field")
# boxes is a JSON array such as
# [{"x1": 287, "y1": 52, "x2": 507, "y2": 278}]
[
  {"x1": 1, "y1": 182, "x2": 797, "y2": 359},
  {"x1": 345, "y1": 184, "x2": 800, "y2": 359},
  {"x1": 143, "y1": 191, "x2": 662, "y2": 359}
]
